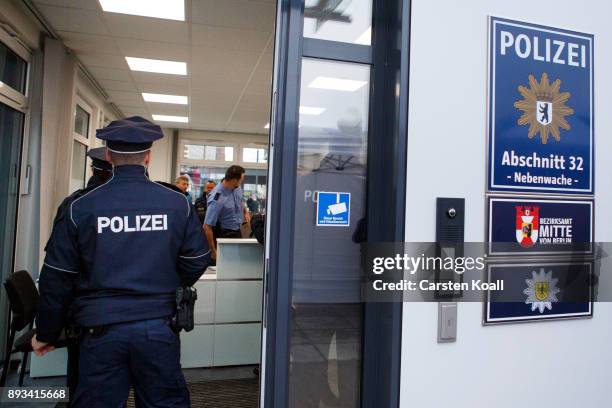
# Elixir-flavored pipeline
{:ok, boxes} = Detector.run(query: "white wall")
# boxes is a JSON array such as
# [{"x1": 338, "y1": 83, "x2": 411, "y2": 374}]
[
  {"x1": 148, "y1": 128, "x2": 174, "y2": 182},
  {"x1": 402, "y1": 1, "x2": 611, "y2": 407}
]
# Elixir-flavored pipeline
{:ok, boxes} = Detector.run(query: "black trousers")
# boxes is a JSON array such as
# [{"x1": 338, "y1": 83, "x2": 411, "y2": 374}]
[
  {"x1": 218, "y1": 229, "x2": 241, "y2": 239},
  {"x1": 66, "y1": 338, "x2": 79, "y2": 406}
]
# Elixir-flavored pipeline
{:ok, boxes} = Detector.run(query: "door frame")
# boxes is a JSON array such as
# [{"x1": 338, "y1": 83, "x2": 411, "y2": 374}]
[
  {"x1": 0, "y1": 27, "x2": 31, "y2": 365},
  {"x1": 261, "y1": 0, "x2": 412, "y2": 406}
]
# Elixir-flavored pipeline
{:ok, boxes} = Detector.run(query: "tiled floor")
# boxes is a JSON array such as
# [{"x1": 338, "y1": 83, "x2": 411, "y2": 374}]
[{"x1": 288, "y1": 303, "x2": 362, "y2": 408}]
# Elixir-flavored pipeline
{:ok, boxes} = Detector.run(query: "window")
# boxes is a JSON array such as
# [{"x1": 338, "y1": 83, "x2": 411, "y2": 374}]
[
  {"x1": 243, "y1": 171, "x2": 267, "y2": 212},
  {"x1": 183, "y1": 142, "x2": 234, "y2": 162},
  {"x1": 74, "y1": 104, "x2": 90, "y2": 138},
  {"x1": 178, "y1": 138, "x2": 268, "y2": 208},
  {"x1": 70, "y1": 97, "x2": 93, "y2": 193},
  {"x1": 0, "y1": 32, "x2": 29, "y2": 361},
  {"x1": 70, "y1": 141, "x2": 87, "y2": 192},
  {"x1": 0, "y1": 40, "x2": 27, "y2": 94},
  {"x1": 243, "y1": 147, "x2": 268, "y2": 164},
  {"x1": 179, "y1": 165, "x2": 227, "y2": 201}
]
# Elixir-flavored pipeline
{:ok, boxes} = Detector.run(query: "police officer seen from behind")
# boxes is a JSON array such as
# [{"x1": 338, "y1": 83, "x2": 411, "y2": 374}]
[
  {"x1": 49, "y1": 147, "x2": 112, "y2": 232},
  {"x1": 44, "y1": 147, "x2": 112, "y2": 404},
  {"x1": 32, "y1": 116, "x2": 212, "y2": 407},
  {"x1": 204, "y1": 165, "x2": 251, "y2": 260}
]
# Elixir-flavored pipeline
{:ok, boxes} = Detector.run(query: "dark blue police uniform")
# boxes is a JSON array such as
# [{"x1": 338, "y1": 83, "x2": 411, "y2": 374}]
[
  {"x1": 46, "y1": 147, "x2": 112, "y2": 238},
  {"x1": 44, "y1": 146, "x2": 113, "y2": 406},
  {"x1": 36, "y1": 117, "x2": 211, "y2": 407}
]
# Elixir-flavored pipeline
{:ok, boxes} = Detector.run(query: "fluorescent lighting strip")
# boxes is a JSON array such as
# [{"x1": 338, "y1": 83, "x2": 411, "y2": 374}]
[
  {"x1": 142, "y1": 93, "x2": 188, "y2": 105},
  {"x1": 308, "y1": 76, "x2": 368, "y2": 92},
  {"x1": 126, "y1": 57, "x2": 187, "y2": 75},
  {"x1": 99, "y1": 0, "x2": 185, "y2": 21},
  {"x1": 152, "y1": 114, "x2": 189, "y2": 123},
  {"x1": 299, "y1": 106, "x2": 326, "y2": 115}
]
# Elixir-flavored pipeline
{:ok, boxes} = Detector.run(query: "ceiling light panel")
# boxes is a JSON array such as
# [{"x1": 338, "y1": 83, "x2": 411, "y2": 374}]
[
  {"x1": 126, "y1": 57, "x2": 187, "y2": 75},
  {"x1": 142, "y1": 93, "x2": 188, "y2": 105},
  {"x1": 99, "y1": 0, "x2": 185, "y2": 21},
  {"x1": 308, "y1": 76, "x2": 368, "y2": 92},
  {"x1": 152, "y1": 114, "x2": 189, "y2": 123}
]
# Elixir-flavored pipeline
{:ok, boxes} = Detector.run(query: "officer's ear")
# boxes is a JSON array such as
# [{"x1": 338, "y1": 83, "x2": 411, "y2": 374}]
[
  {"x1": 144, "y1": 150, "x2": 152, "y2": 166},
  {"x1": 105, "y1": 149, "x2": 112, "y2": 164}
]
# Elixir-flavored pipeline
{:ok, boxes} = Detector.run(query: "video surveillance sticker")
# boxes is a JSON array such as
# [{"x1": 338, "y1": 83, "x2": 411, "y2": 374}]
[{"x1": 316, "y1": 192, "x2": 351, "y2": 227}]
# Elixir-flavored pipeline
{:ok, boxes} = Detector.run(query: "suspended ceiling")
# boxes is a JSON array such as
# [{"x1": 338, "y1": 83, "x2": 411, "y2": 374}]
[{"x1": 32, "y1": 0, "x2": 276, "y2": 134}]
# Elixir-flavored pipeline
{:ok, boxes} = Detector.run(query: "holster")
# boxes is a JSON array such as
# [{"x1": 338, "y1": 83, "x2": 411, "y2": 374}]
[{"x1": 171, "y1": 286, "x2": 198, "y2": 333}]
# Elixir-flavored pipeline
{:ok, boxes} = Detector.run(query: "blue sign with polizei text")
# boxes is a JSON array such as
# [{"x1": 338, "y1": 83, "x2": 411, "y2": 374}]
[
  {"x1": 485, "y1": 261, "x2": 593, "y2": 324},
  {"x1": 316, "y1": 192, "x2": 351, "y2": 227},
  {"x1": 487, "y1": 196, "x2": 593, "y2": 255},
  {"x1": 488, "y1": 17, "x2": 594, "y2": 194}
]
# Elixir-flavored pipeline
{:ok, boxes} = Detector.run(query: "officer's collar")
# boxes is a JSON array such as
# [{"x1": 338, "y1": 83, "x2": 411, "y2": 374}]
[
  {"x1": 219, "y1": 181, "x2": 238, "y2": 193},
  {"x1": 113, "y1": 164, "x2": 148, "y2": 178}
]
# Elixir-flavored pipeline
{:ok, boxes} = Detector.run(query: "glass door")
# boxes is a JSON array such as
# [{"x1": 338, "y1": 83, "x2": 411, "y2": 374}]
[
  {"x1": 263, "y1": 0, "x2": 410, "y2": 407},
  {"x1": 0, "y1": 32, "x2": 29, "y2": 360},
  {"x1": 0, "y1": 102, "x2": 25, "y2": 352},
  {"x1": 288, "y1": 58, "x2": 370, "y2": 407}
]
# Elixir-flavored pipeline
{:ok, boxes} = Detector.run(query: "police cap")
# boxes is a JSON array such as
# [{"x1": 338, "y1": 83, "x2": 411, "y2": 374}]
[
  {"x1": 96, "y1": 116, "x2": 163, "y2": 153},
  {"x1": 86, "y1": 147, "x2": 112, "y2": 171}
]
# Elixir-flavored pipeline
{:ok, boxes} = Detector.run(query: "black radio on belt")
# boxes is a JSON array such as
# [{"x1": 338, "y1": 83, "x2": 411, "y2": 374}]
[{"x1": 171, "y1": 286, "x2": 197, "y2": 333}]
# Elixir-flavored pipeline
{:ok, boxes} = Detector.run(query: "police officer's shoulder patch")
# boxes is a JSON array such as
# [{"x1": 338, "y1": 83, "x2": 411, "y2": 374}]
[{"x1": 214, "y1": 192, "x2": 221, "y2": 201}]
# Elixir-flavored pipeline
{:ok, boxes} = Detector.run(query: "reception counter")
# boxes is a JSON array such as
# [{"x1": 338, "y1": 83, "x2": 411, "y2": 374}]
[
  {"x1": 180, "y1": 238, "x2": 264, "y2": 368},
  {"x1": 30, "y1": 238, "x2": 264, "y2": 377}
]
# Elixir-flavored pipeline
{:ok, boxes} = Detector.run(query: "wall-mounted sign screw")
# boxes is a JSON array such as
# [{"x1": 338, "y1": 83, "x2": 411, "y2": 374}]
[{"x1": 447, "y1": 208, "x2": 456, "y2": 218}]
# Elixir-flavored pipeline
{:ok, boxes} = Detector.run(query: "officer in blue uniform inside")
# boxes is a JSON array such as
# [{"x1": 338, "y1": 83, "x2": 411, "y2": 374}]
[
  {"x1": 85, "y1": 147, "x2": 113, "y2": 187},
  {"x1": 44, "y1": 146, "x2": 112, "y2": 405},
  {"x1": 32, "y1": 116, "x2": 212, "y2": 407},
  {"x1": 48, "y1": 147, "x2": 112, "y2": 233},
  {"x1": 203, "y1": 165, "x2": 250, "y2": 260}
]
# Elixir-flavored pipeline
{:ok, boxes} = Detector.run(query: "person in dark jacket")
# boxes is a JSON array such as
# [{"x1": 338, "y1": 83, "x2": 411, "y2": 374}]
[
  {"x1": 251, "y1": 213, "x2": 265, "y2": 245},
  {"x1": 43, "y1": 146, "x2": 112, "y2": 405},
  {"x1": 194, "y1": 180, "x2": 216, "y2": 225}
]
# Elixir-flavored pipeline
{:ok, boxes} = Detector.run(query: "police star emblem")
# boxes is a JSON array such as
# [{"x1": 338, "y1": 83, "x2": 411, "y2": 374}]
[
  {"x1": 514, "y1": 73, "x2": 574, "y2": 144},
  {"x1": 523, "y1": 268, "x2": 560, "y2": 313}
]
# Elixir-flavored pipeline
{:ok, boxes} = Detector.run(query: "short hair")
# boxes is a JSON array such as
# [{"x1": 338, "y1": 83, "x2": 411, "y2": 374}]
[
  {"x1": 108, "y1": 150, "x2": 148, "y2": 166},
  {"x1": 205, "y1": 179, "x2": 217, "y2": 185},
  {"x1": 176, "y1": 175, "x2": 190, "y2": 183},
  {"x1": 224, "y1": 165, "x2": 245, "y2": 181}
]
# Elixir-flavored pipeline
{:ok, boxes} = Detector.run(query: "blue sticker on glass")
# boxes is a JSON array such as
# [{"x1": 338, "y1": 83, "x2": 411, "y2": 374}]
[
  {"x1": 316, "y1": 192, "x2": 351, "y2": 227},
  {"x1": 488, "y1": 17, "x2": 594, "y2": 194}
]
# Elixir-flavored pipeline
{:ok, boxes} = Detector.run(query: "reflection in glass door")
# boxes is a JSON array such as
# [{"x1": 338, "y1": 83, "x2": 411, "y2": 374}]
[
  {"x1": 0, "y1": 102, "x2": 25, "y2": 353},
  {"x1": 265, "y1": 0, "x2": 409, "y2": 406},
  {"x1": 289, "y1": 59, "x2": 370, "y2": 408}
]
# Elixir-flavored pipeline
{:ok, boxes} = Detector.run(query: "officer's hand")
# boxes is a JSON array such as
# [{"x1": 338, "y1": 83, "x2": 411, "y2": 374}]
[
  {"x1": 31, "y1": 334, "x2": 55, "y2": 356},
  {"x1": 212, "y1": 249, "x2": 217, "y2": 260},
  {"x1": 244, "y1": 212, "x2": 252, "y2": 225}
]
